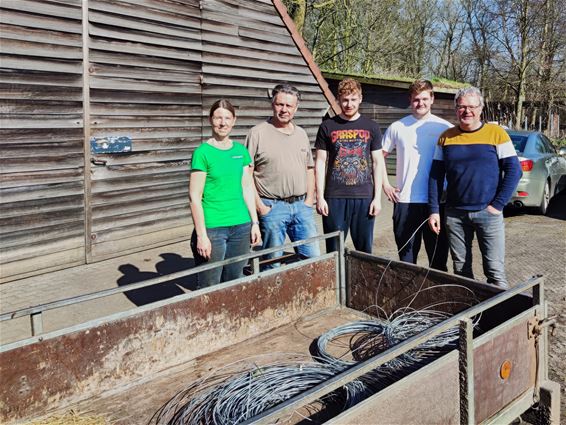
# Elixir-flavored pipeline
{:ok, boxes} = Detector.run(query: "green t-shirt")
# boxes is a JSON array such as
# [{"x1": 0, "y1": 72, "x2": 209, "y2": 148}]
[{"x1": 191, "y1": 141, "x2": 252, "y2": 228}]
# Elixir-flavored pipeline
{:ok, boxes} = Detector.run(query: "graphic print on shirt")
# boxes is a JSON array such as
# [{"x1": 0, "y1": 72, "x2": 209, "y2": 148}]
[{"x1": 330, "y1": 128, "x2": 372, "y2": 186}]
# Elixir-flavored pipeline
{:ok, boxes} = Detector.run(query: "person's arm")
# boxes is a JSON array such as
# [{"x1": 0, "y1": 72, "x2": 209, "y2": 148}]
[
  {"x1": 248, "y1": 164, "x2": 271, "y2": 216},
  {"x1": 189, "y1": 171, "x2": 212, "y2": 259},
  {"x1": 314, "y1": 149, "x2": 329, "y2": 216},
  {"x1": 369, "y1": 149, "x2": 384, "y2": 216},
  {"x1": 242, "y1": 166, "x2": 262, "y2": 246},
  {"x1": 245, "y1": 129, "x2": 271, "y2": 217},
  {"x1": 305, "y1": 167, "x2": 315, "y2": 206},
  {"x1": 489, "y1": 137, "x2": 522, "y2": 213},
  {"x1": 382, "y1": 150, "x2": 400, "y2": 202},
  {"x1": 428, "y1": 146, "x2": 445, "y2": 234}
]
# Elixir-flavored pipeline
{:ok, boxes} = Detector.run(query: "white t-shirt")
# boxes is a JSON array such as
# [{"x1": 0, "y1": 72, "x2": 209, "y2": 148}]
[{"x1": 382, "y1": 114, "x2": 453, "y2": 203}]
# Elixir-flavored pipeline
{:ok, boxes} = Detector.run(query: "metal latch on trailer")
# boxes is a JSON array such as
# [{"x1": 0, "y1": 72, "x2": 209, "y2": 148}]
[{"x1": 528, "y1": 315, "x2": 557, "y2": 339}]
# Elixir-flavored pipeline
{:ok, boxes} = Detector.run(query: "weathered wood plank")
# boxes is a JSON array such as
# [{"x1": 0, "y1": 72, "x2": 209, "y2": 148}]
[
  {"x1": 90, "y1": 116, "x2": 201, "y2": 129},
  {"x1": 0, "y1": 9, "x2": 82, "y2": 34},
  {"x1": 91, "y1": 182, "x2": 187, "y2": 206},
  {"x1": 90, "y1": 90, "x2": 200, "y2": 105},
  {"x1": 0, "y1": 128, "x2": 83, "y2": 142},
  {"x1": 0, "y1": 38, "x2": 82, "y2": 60},
  {"x1": 88, "y1": 10, "x2": 200, "y2": 41},
  {"x1": 0, "y1": 84, "x2": 82, "y2": 101},
  {"x1": 89, "y1": 76, "x2": 201, "y2": 93},
  {"x1": 89, "y1": 64, "x2": 201, "y2": 84},
  {"x1": 1, "y1": 0, "x2": 82, "y2": 20},
  {"x1": 89, "y1": 0, "x2": 201, "y2": 29},
  {"x1": 89, "y1": 224, "x2": 190, "y2": 260},
  {"x1": 0, "y1": 208, "x2": 84, "y2": 234},
  {"x1": 0, "y1": 100, "x2": 83, "y2": 115},
  {"x1": 0, "y1": 195, "x2": 84, "y2": 219},
  {"x1": 89, "y1": 39, "x2": 201, "y2": 62},
  {"x1": 88, "y1": 24, "x2": 201, "y2": 51},
  {"x1": 92, "y1": 205, "x2": 188, "y2": 231},
  {"x1": 202, "y1": 31, "x2": 299, "y2": 55},
  {"x1": 91, "y1": 171, "x2": 188, "y2": 193},
  {"x1": 0, "y1": 115, "x2": 82, "y2": 129},
  {"x1": 91, "y1": 216, "x2": 190, "y2": 244},
  {"x1": 0, "y1": 182, "x2": 84, "y2": 204},
  {"x1": 0, "y1": 153, "x2": 84, "y2": 173},
  {"x1": 0, "y1": 140, "x2": 82, "y2": 157},
  {"x1": 0, "y1": 222, "x2": 84, "y2": 249},
  {"x1": 0, "y1": 70, "x2": 83, "y2": 86},
  {"x1": 0, "y1": 23, "x2": 82, "y2": 46},
  {"x1": 202, "y1": 64, "x2": 318, "y2": 85},
  {"x1": 90, "y1": 104, "x2": 200, "y2": 117},
  {"x1": 0, "y1": 55, "x2": 82, "y2": 74},
  {"x1": 90, "y1": 162, "x2": 189, "y2": 180},
  {"x1": 89, "y1": 51, "x2": 201, "y2": 73}
]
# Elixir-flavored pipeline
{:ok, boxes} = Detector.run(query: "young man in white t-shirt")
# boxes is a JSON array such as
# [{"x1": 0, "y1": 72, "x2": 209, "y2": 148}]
[{"x1": 382, "y1": 80, "x2": 452, "y2": 270}]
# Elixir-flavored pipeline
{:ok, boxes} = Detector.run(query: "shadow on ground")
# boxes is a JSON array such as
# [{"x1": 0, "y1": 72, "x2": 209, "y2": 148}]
[{"x1": 117, "y1": 253, "x2": 197, "y2": 306}]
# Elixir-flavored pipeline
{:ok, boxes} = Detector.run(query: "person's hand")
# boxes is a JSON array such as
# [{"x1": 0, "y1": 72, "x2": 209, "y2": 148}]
[
  {"x1": 258, "y1": 203, "x2": 271, "y2": 216},
  {"x1": 250, "y1": 223, "x2": 262, "y2": 247},
  {"x1": 316, "y1": 197, "x2": 329, "y2": 216},
  {"x1": 429, "y1": 213, "x2": 441, "y2": 235},
  {"x1": 486, "y1": 205, "x2": 502, "y2": 215},
  {"x1": 304, "y1": 197, "x2": 314, "y2": 208},
  {"x1": 369, "y1": 198, "x2": 381, "y2": 216},
  {"x1": 383, "y1": 183, "x2": 400, "y2": 203},
  {"x1": 196, "y1": 235, "x2": 212, "y2": 259}
]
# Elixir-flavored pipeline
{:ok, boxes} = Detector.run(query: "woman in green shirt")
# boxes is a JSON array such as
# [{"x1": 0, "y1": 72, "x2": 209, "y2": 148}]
[{"x1": 189, "y1": 99, "x2": 261, "y2": 287}]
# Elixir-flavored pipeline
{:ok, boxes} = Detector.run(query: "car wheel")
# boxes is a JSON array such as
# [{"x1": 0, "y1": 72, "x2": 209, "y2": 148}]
[{"x1": 538, "y1": 180, "x2": 550, "y2": 215}]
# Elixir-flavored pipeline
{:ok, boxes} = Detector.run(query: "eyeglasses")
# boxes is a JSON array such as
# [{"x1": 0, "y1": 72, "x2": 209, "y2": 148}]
[{"x1": 456, "y1": 104, "x2": 481, "y2": 112}]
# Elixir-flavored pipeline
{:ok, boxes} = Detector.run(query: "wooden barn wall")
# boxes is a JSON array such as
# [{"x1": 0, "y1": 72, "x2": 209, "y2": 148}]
[
  {"x1": 200, "y1": 0, "x2": 330, "y2": 143},
  {"x1": 87, "y1": 0, "x2": 202, "y2": 261},
  {"x1": 0, "y1": 0, "x2": 330, "y2": 282},
  {"x1": 0, "y1": 0, "x2": 86, "y2": 281}
]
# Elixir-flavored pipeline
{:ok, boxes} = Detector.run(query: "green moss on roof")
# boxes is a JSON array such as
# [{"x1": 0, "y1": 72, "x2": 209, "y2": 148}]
[{"x1": 322, "y1": 70, "x2": 469, "y2": 93}]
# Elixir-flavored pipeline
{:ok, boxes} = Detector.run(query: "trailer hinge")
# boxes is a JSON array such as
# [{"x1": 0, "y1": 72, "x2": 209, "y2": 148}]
[{"x1": 528, "y1": 315, "x2": 557, "y2": 340}]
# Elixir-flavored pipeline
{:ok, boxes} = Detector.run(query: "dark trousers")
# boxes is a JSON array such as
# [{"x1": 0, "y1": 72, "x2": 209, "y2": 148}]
[
  {"x1": 393, "y1": 203, "x2": 448, "y2": 271},
  {"x1": 322, "y1": 198, "x2": 375, "y2": 253},
  {"x1": 190, "y1": 222, "x2": 251, "y2": 288}
]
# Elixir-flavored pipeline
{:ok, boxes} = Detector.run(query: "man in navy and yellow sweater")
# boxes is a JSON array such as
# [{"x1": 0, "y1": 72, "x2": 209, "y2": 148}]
[{"x1": 428, "y1": 87, "x2": 522, "y2": 289}]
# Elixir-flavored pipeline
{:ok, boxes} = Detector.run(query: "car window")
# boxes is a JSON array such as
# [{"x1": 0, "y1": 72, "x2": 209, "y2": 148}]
[
  {"x1": 510, "y1": 135, "x2": 528, "y2": 153},
  {"x1": 535, "y1": 138, "x2": 547, "y2": 154},
  {"x1": 540, "y1": 135, "x2": 556, "y2": 154}
]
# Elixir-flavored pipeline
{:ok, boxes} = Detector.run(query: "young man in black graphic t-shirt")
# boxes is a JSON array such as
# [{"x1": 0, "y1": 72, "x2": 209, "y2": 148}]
[{"x1": 315, "y1": 78, "x2": 385, "y2": 253}]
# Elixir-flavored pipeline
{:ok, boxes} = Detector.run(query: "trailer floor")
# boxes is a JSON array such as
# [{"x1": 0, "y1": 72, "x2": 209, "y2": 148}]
[{"x1": 53, "y1": 306, "x2": 368, "y2": 424}]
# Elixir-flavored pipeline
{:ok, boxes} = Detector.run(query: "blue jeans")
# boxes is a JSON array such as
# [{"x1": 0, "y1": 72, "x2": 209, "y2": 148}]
[
  {"x1": 322, "y1": 198, "x2": 375, "y2": 253},
  {"x1": 190, "y1": 222, "x2": 251, "y2": 288},
  {"x1": 393, "y1": 203, "x2": 448, "y2": 271},
  {"x1": 445, "y1": 208, "x2": 508, "y2": 288},
  {"x1": 259, "y1": 198, "x2": 320, "y2": 268}
]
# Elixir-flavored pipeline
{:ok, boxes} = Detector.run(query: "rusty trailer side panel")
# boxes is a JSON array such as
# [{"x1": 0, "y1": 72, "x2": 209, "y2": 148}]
[
  {"x1": 0, "y1": 256, "x2": 337, "y2": 423},
  {"x1": 327, "y1": 313, "x2": 537, "y2": 424}
]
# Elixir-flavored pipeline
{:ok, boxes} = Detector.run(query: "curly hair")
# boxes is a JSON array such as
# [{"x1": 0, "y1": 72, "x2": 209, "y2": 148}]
[{"x1": 337, "y1": 78, "x2": 362, "y2": 98}]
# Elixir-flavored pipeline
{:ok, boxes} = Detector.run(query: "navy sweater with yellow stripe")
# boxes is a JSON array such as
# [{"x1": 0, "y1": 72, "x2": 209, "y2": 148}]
[{"x1": 428, "y1": 123, "x2": 522, "y2": 213}]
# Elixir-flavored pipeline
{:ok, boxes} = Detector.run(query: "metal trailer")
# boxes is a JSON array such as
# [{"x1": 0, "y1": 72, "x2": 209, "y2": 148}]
[{"x1": 0, "y1": 233, "x2": 561, "y2": 424}]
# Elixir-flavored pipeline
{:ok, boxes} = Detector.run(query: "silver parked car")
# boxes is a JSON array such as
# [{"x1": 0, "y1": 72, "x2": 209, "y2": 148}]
[{"x1": 507, "y1": 130, "x2": 566, "y2": 214}]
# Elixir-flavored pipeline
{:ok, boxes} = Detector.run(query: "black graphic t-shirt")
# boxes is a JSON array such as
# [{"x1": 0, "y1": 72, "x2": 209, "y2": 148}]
[{"x1": 315, "y1": 115, "x2": 382, "y2": 198}]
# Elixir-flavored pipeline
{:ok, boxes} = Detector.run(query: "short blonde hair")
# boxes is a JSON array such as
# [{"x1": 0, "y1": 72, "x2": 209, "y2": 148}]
[{"x1": 338, "y1": 78, "x2": 362, "y2": 98}]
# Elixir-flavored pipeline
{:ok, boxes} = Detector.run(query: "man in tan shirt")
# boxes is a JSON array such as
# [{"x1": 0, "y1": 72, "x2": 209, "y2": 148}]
[{"x1": 245, "y1": 84, "x2": 320, "y2": 267}]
